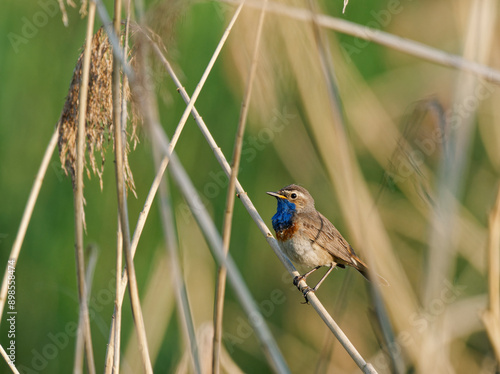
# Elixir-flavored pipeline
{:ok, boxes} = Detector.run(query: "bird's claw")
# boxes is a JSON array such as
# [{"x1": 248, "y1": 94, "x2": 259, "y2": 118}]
[
  {"x1": 294, "y1": 276, "x2": 314, "y2": 304},
  {"x1": 293, "y1": 275, "x2": 304, "y2": 287},
  {"x1": 301, "y1": 286, "x2": 314, "y2": 304}
]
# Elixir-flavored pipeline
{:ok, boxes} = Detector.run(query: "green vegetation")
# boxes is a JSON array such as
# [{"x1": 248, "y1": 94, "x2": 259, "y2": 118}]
[{"x1": 1, "y1": 0, "x2": 499, "y2": 373}]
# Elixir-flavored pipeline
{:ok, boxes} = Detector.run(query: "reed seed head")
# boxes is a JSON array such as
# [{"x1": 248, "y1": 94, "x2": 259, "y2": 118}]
[{"x1": 58, "y1": 27, "x2": 137, "y2": 196}]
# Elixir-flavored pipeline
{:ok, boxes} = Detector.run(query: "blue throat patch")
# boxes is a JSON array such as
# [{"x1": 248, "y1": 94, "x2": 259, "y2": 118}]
[{"x1": 271, "y1": 198, "x2": 296, "y2": 232}]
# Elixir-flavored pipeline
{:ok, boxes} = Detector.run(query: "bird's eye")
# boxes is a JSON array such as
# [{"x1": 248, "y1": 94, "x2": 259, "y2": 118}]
[{"x1": 290, "y1": 193, "x2": 297, "y2": 199}]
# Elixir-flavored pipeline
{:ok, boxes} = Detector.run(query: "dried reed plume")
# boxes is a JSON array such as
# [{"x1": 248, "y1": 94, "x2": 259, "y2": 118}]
[{"x1": 58, "y1": 27, "x2": 137, "y2": 195}]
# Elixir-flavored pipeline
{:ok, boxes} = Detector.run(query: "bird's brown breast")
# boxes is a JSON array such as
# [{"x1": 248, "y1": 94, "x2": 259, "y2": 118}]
[{"x1": 275, "y1": 222, "x2": 298, "y2": 241}]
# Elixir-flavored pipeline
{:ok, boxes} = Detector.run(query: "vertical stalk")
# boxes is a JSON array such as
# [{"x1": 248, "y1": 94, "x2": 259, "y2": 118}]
[
  {"x1": 104, "y1": 0, "x2": 131, "y2": 371},
  {"x1": 73, "y1": 3, "x2": 97, "y2": 373},
  {"x1": 489, "y1": 188, "x2": 500, "y2": 334},
  {"x1": 211, "y1": 2, "x2": 268, "y2": 373},
  {"x1": 112, "y1": 0, "x2": 153, "y2": 372},
  {"x1": 74, "y1": 246, "x2": 98, "y2": 374},
  {"x1": 153, "y1": 147, "x2": 201, "y2": 374},
  {"x1": 483, "y1": 185, "x2": 500, "y2": 362},
  {"x1": 102, "y1": 218, "x2": 123, "y2": 374},
  {"x1": 113, "y1": 220, "x2": 123, "y2": 373}
]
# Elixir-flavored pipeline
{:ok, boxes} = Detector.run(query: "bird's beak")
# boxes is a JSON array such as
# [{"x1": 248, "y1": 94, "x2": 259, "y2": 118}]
[{"x1": 266, "y1": 191, "x2": 286, "y2": 199}]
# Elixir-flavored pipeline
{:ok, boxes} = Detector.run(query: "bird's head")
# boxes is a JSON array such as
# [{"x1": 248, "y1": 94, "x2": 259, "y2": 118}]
[{"x1": 266, "y1": 184, "x2": 316, "y2": 214}]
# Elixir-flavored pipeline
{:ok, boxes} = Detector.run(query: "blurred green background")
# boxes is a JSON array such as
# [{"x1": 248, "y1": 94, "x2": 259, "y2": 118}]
[{"x1": 1, "y1": 0, "x2": 499, "y2": 373}]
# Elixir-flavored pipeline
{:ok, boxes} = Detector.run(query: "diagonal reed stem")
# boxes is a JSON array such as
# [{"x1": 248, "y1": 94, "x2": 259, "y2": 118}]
[
  {"x1": 212, "y1": 2, "x2": 268, "y2": 373},
  {"x1": 169, "y1": 0, "x2": 245, "y2": 152},
  {"x1": 222, "y1": 0, "x2": 500, "y2": 85},
  {"x1": 0, "y1": 344, "x2": 20, "y2": 374},
  {"x1": 149, "y1": 122, "x2": 291, "y2": 374},
  {"x1": 153, "y1": 147, "x2": 202, "y2": 374},
  {"x1": 73, "y1": 3, "x2": 97, "y2": 373},
  {"x1": 0, "y1": 125, "x2": 58, "y2": 324}
]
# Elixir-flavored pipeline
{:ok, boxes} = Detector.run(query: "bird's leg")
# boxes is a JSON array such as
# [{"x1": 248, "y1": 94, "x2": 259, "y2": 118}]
[
  {"x1": 311, "y1": 264, "x2": 336, "y2": 292},
  {"x1": 293, "y1": 265, "x2": 321, "y2": 287},
  {"x1": 301, "y1": 264, "x2": 336, "y2": 303}
]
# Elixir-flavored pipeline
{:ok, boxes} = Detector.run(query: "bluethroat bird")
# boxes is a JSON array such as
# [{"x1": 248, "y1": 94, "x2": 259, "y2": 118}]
[{"x1": 267, "y1": 184, "x2": 378, "y2": 299}]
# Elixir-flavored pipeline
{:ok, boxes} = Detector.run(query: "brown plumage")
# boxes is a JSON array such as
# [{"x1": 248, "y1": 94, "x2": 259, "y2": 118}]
[
  {"x1": 298, "y1": 208, "x2": 371, "y2": 280},
  {"x1": 268, "y1": 184, "x2": 382, "y2": 294}
]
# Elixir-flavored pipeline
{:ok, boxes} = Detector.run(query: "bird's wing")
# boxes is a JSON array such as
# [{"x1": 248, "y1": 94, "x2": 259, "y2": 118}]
[{"x1": 300, "y1": 211, "x2": 366, "y2": 270}]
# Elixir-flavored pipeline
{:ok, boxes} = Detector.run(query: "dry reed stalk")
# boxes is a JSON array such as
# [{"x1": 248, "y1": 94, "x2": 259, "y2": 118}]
[
  {"x1": 212, "y1": 2, "x2": 268, "y2": 373},
  {"x1": 113, "y1": 220, "x2": 123, "y2": 374},
  {"x1": 169, "y1": 1, "x2": 246, "y2": 154},
  {"x1": 110, "y1": 1, "x2": 132, "y2": 371},
  {"x1": 111, "y1": 0, "x2": 153, "y2": 372},
  {"x1": 0, "y1": 127, "x2": 58, "y2": 324},
  {"x1": 424, "y1": 0, "x2": 496, "y2": 301},
  {"x1": 483, "y1": 185, "x2": 500, "y2": 363},
  {"x1": 307, "y1": 1, "x2": 402, "y2": 370},
  {"x1": 101, "y1": 50, "x2": 163, "y2": 374},
  {"x1": 73, "y1": 3, "x2": 97, "y2": 372},
  {"x1": 176, "y1": 323, "x2": 246, "y2": 374},
  {"x1": 313, "y1": 271, "x2": 353, "y2": 374},
  {"x1": 103, "y1": 218, "x2": 123, "y2": 374},
  {"x1": 121, "y1": 249, "x2": 175, "y2": 374},
  {"x1": 339, "y1": 64, "x2": 492, "y2": 366},
  {"x1": 0, "y1": 344, "x2": 20, "y2": 374},
  {"x1": 104, "y1": 2, "x2": 131, "y2": 372},
  {"x1": 108, "y1": 3, "x2": 125, "y2": 373},
  {"x1": 222, "y1": 0, "x2": 500, "y2": 85},
  {"x1": 422, "y1": 2, "x2": 496, "y2": 371},
  {"x1": 154, "y1": 146, "x2": 202, "y2": 374},
  {"x1": 104, "y1": 118, "x2": 197, "y2": 372},
  {"x1": 73, "y1": 245, "x2": 98, "y2": 373},
  {"x1": 334, "y1": 56, "x2": 487, "y2": 274}
]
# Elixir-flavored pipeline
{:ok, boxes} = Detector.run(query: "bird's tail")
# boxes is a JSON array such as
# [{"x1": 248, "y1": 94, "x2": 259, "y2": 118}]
[{"x1": 352, "y1": 256, "x2": 388, "y2": 286}]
